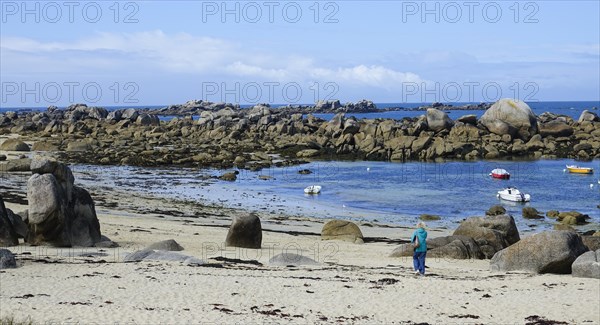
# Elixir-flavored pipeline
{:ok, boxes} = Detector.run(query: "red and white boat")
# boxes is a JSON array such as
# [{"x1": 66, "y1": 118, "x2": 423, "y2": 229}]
[{"x1": 490, "y1": 168, "x2": 510, "y2": 180}]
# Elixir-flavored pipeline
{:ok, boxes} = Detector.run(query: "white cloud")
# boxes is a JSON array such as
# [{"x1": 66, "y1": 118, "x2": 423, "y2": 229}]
[
  {"x1": 310, "y1": 65, "x2": 425, "y2": 88},
  {"x1": 1, "y1": 30, "x2": 424, "y2": 88}
]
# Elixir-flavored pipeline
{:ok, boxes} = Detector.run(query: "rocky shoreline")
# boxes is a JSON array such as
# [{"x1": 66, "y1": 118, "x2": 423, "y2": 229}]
[{"x1": 0, "y1": 98, "x2": 599, "y2": 170}]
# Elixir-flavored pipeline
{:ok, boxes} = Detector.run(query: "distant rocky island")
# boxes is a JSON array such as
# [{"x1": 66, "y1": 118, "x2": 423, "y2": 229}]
[{"x1": 145, "y1": 99, "x2": 493, "y2": 116}]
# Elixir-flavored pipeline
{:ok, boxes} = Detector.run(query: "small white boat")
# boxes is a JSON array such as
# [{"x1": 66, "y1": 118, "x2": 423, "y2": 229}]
[
  {"x1": 304, "y1": 185, "x2": 321, "y2": 195},
  {"x1": 497, "y1": 187, "x2": 531, "y2": 202}
]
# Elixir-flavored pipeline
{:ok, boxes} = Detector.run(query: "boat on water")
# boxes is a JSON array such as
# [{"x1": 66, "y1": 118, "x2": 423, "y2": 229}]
[
  {"x1": 565, "y1": 165, "x2": 594, "y2": 174},
  {"x1": 490, "y1": 168, "x2": 510, "y2": 180},
  {"x1": 497, "y1": 187, "x2": 531, "y2": 202},
  {"x1": 304, "y1": 185, "x2": 321, "y2": 195}
]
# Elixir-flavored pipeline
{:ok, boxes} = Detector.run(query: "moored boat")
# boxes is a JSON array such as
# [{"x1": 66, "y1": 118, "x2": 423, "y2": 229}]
[
  {"x1": 566, "y1": 165, "x2": 594, "y2": 174},
  {"x1": 304, "y1": 185, "x2": 321, "y2": 194},
  {"x1": 490, "y1": 168, "x2": 510, "y2": 180},
  {"x1": 497, "y1": 187, "x2": 531, "y2": 202}
]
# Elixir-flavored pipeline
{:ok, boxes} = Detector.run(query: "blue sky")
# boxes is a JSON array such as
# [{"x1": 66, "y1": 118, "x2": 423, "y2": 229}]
[{"x1": 1, "y1": 0, "x2": 599, "y2": 107}]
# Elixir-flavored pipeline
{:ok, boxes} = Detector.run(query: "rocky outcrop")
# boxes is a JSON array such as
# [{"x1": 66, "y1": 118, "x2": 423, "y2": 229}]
[
  {"x1": 390, "y1": 235, "x2": 484, "y2": 259},
  {"x1": 453, "y1": 215, "x2": 520, "y2": 258},
  {"x1": 571, "y1": 250, "x2": 600, "y2": 279},
  {"x1": 321, "y1": 220, "x2": 364, "y2": 244},
  {"x1": 490, "y1": 231, "x2": 588, "y2": 274},
  {"x1": 225, "y1": 213, "x2": 262, "y2": 249},
  {"x1": 26, "y1": 159, "x2": 101, "y2": 247},
  {"x1": 1, "y1": 98, "x2": 598, "y2": 169}
]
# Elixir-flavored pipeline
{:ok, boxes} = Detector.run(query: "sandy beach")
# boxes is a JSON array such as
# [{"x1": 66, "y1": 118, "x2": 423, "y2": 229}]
[{"x1": 1, "y1": 193, "x2": 599, "y2": 324}]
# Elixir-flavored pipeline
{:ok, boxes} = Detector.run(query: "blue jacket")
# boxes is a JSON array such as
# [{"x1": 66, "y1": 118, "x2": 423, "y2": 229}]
[{"x1": 411, "y1": 228, "x2": 428, "y2": 253}]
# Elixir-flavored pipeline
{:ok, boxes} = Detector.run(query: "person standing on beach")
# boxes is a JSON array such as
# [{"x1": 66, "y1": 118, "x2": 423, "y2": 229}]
[{"x1": 411, "y1": 222, "x2": 428, "y2": 275}]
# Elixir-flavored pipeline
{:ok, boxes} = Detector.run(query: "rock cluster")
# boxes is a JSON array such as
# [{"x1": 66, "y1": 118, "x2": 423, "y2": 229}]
[
  {"x1": 390, "y1": 214, "x2": 519, "y2": 259},
  {"x1": 1, "y1": 99, "x2": 598, "y2": 169}
]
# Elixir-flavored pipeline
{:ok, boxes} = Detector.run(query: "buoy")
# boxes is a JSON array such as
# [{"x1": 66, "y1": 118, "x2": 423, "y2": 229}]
[{"x1": 367, "y1": 167, "x2": 370, "y2": 172}]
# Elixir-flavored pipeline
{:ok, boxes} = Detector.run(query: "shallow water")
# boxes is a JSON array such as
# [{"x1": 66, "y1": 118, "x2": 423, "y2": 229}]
[{"x1": 72, "y1": 159, "x2": 600, "y2": 234}]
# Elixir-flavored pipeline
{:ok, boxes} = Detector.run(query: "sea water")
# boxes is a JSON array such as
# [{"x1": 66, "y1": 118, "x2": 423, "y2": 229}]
[{"x1": 73, "y1": 159, "x2": 600, "y2": 234}]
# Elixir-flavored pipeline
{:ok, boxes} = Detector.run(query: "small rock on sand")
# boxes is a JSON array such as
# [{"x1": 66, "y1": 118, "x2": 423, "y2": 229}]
[
  {"x1": 124, "y1": 249, "x2": 202, "y2": 265},
  {"x1": 146, "y1": 239, "x2": 184, "y2": 251},
  {"x1": 268, "y1": 253, "x2": 319, "y2": 266}
]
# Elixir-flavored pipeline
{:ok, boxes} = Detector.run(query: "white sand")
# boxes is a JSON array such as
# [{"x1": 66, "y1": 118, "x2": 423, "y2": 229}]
[{"x1": 1, "y1": 202, "x2": 599, "y2": 324}]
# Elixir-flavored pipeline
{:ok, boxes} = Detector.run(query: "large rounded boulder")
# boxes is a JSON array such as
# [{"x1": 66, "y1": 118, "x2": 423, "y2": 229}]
[
  {"x1": 578, "y1": 110, "x2": 598, "y2": 123},
  {"x1": 26, "y1": 159, "x2": 101, "y2": 247},
  {"x1": 225, "y1": 213, "x2": 262, "y2": 249},
  {"x1": 0, "y1": 138, "x2": 29, "y2": 151},
  {"x1": 321, "y1": 219, "x2": 364, "y2": 244},
  {"x1": 426, "y1": 108, "x2": 454, "y2": 133},
  {"x1": 490, "y1": 231, "x2": 588, "y2": 274},
  {"x1": 480, "y1": 99, "x2": 538, "y2": 140}
]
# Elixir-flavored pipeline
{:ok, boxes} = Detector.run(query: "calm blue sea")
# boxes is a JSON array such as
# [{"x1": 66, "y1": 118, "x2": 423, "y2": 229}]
[
  {"x1": 1, "y1": 101, "x2": 598, "y2": 121},
  {"x1": 73, "y1": 159, "x2": 600, "y2": 234}
]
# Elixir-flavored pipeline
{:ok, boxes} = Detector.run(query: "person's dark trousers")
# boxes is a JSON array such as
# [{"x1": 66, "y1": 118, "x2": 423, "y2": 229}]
[{"x1": 413, "y1": 251, "x2": 426, "y2": 274}]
